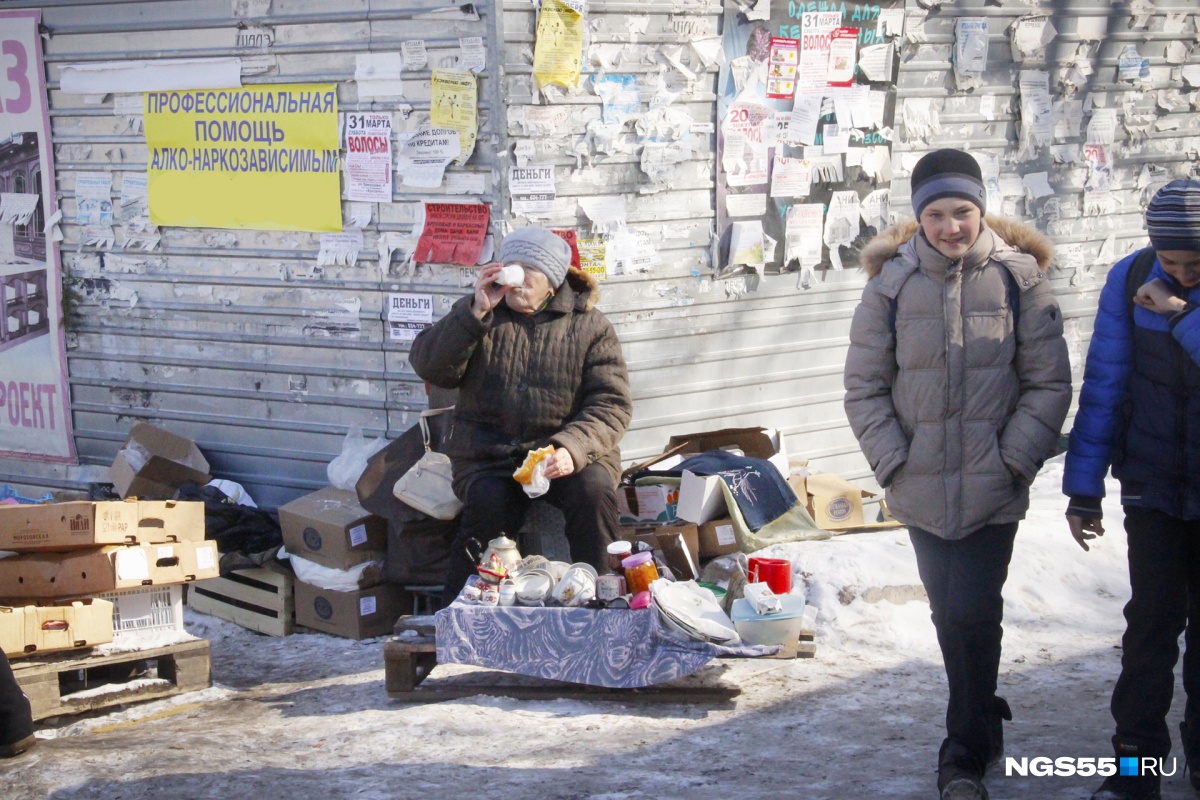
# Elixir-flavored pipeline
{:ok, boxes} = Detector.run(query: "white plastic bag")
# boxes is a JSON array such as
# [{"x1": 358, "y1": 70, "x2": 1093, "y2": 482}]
[
  {"x1": 522, "y1": 458, "x2": 551, "y2": 498},
  {"x1": 287, "y1": 551, "x2": 383, "y2": 591},
  {"x1": 326, "y1": 424, "x2": 387, "y2": 490}
]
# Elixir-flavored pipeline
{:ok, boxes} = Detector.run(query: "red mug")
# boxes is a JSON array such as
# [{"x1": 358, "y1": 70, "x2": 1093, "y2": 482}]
[{"x1": 747, "y1": 557, "x2": 792, "y2": 595}]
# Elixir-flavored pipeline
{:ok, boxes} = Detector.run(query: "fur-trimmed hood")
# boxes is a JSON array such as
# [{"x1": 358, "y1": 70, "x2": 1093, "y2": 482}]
[
  {"x1": 562, "y1": 266, "x2": 600, "y2": 311},
  {"x1": 859, "y1": 216, "x2": 1055, "y2": 278}
]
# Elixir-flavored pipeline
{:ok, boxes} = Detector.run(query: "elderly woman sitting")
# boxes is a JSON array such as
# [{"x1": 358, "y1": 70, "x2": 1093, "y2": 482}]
[{"x1": 410, "y1": 227, "x2": 633, "y2": 603}]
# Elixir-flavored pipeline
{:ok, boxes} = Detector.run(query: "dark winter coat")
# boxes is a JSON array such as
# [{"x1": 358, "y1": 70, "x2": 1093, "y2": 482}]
[
  {"x1": 844, "y1": 217, "x2": 1072, "y2": 540},
  {"x1": 409, "y1": 268, "x2": 632, "y2": 496},
  {"x1": 1063, "y1": 249, "x2": 1200, "y2": 520}
]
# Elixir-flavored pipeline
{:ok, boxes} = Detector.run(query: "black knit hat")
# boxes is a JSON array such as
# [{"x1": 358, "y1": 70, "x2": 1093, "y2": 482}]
[
  {"x1": 1146, "y1": 180, "x2": 1200, "y2": 252},
  {"x1": 911, "y1": 149, "x2": 987, "y2": 216}
]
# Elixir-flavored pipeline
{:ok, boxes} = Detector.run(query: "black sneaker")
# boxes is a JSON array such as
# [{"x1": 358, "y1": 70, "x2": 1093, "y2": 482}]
[
  {"x1": 1089, "y1": 774, "x2": 1162, "y2": 800},
  {"x1": 0, "y1": 734, "x2": 35, "y2": 759}
]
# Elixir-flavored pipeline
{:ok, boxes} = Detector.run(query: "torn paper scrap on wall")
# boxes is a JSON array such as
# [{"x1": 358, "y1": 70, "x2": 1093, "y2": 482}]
[
  {"x1": 728, "y1": 220, "x2": 765, "y2": 270},
  {"x1": 414, "y1": 202, "x2": 490, "y2": 265},
  {"x1": 1017, "y1": 70, "x2": 1053, "y2": 157},
  {"x1": 458, "y1": 37, "x2": 486, "y2": 73},
  {"x1": 594, "y1": 74, "x2": 641, "y2": 124},
  {"x1": 578, "y1": 194, "x2": 627, "y2": 235},
  {"x1": 902, "y1": 98, "x2": 940, "y2": 143},
  {"x1": 347, "y1": 203, "x2": 371, "y2": 229},
  {"x1": 318, "y1": 231, "x2": 364, "y2": 267},
  {"x1": 431, "y1": 70, "x2": 477, "y2": 165},
  {"x1": 0, "y1": 194, "x2": 38, "y2": 227},
  {"x1": 953, "y1": 18, "x2": 988, "y2": 91},
  {"x1": 61, "y1": 58, "x2": 241, "y2": 94},
  {"x1": 860, "y1": 188, "x2": 889, "y2": 233},
  {"x1": 396, "y1": 127, "x2": 460, "y2": 188},
  {"x1": 605, "y1": 229, "x2": 658, "y2": 276},
  {"x1": 1129, "y1": 0, "x2": 1155, "y2": 31},
  {"x1": 1011, "y1": 16, "x2": 1056, "y2": 62},
  {"x1": 823, "y1": 190, "x2": 859, "y2": 271},
  {"x1": 785, "y1": 203, "x2": 823, "y2": 287},
  {"x1": 533, "y1": 0, "x2": 585, "y2": 91},
  {"x1": 355, "y1": 53, "x2": 405, "y2": 99},
  {"x1": 378, "y1": 231, "x2": 417, "y2": 268}
]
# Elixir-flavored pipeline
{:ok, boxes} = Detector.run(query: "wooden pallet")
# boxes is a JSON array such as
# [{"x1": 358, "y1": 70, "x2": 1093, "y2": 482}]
[
  {"x1": 11, "y1": 639, "x2": 211, "y2": 720},
  {"x1": 383, "y1": 615, "x2": 747, "y2": 703},
  {"x1": 187, "y1": 567, "x2": 294, "y2": 637}
]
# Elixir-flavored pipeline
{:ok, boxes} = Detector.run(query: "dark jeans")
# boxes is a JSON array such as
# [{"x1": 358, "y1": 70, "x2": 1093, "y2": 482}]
[
  {"x1": 441, "y1": 462, "x2": 621, "y2": 604},
  {"x1": 910, "y1": 522, "x2": 1018, "y2": 774},
  {"x1": 0, "y1": 651, "x2": 33, "y2": 746},
  {"x1": 1111, "y1": 506, "x2": 1200, "y2": 760}
]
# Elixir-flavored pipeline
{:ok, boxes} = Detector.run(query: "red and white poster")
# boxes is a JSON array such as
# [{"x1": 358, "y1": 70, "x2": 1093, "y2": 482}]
[
  {"x1": 797, "y1": 12, "x2": 842, "y2": 93},
  {"x1": 827, "y1": 28, "x2": 860, "y2": 88},
  {"x1": 414, "y1": 202, "x2": 490, "y2": 266},
  {"x1": 0, "y1": 10, "x2": 75, "y2": 462},
  {"x1": 345, "y1": 112, "x2": 393, "y2": 202}
]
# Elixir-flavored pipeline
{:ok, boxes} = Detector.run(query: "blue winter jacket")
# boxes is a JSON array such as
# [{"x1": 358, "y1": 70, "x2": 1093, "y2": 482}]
[{"x1": 1063, "y1": 249, "x2": 1200, "y2": 519}]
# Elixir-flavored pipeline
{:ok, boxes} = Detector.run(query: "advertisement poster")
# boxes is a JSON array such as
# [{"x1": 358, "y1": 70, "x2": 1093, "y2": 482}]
[
  {"x1": 0, "y1": 9, "x2": 76, "y2": 461},
  {"x1": 717, "y1": 1, "x2": 903, "y2": 277},
  {"x1": 430, "y1": 70, "x2": 477, "y2": 165},
  {"x1": 414, "y1": 202, "x2": 490, "y2": 265},
  {"x1": 144, "y1": 83, "x2": 341, "y2": 232},
  {"x1": 532, "y1": 0, "x2": 584, "y2": 90},
  {"x1": 344, "y1": 111, "x2": 392, "y2": 202},
  {"x1": 509, "y1": 164, "x2": 556, "y2": 215},
  {"x1": 387, "y1": 292, "x2": 433, "y2": 341}
]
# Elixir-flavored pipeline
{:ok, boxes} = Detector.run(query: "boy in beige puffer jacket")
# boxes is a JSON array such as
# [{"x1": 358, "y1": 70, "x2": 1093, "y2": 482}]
[{"x1": 844, "y1": 149, "x2": 1072, "y2": 800}]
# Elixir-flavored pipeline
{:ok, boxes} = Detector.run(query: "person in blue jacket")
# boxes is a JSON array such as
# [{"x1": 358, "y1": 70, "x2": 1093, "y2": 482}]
[{"x1": 1064, "y1": 180, "x2": 1200, "y2": 800}]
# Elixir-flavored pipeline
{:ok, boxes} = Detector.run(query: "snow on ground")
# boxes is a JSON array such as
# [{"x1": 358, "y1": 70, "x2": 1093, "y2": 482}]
[{"x1": 2, "y1": 456, "x2": 1195, "y2": 799}]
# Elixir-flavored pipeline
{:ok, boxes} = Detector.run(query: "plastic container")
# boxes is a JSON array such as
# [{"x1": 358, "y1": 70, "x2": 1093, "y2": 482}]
[
  {"x1": 729, "y1": 594, "x2": 808, "y2": 646},
  {"x1": 621, "y1": 551, "x2": 659, "y2": 596}
]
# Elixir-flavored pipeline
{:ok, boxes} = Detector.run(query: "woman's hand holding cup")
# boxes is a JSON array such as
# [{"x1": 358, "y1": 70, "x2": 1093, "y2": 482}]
[{"x1": 472, "y1": 262, "x2": 511, "y2": 319}]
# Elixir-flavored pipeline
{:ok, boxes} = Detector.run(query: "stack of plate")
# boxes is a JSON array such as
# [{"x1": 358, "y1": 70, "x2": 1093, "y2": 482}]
[{"x1": 650, "y1": 580, "x2": 741, "y2": 645}]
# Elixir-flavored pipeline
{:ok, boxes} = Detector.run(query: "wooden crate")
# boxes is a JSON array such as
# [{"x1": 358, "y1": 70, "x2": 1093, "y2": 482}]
[
  {"x1": 12, "y1": 639, "x2": 211, "y2": 720},
  {"x1": 187, "y1": 567, "x2": 294, "y2": 637}
]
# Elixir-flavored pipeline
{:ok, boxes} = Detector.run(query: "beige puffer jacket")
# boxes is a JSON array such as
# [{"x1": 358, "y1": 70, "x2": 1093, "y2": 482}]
[{"x1": 843, "y1": 217, "x2": 1071, "y2": 540}]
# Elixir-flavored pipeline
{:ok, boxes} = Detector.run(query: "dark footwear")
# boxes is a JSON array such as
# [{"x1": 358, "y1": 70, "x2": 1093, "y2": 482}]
[
  {"x1": 985, "y1": 697, "x2": 1012, "y2": 774},
  {"x1": 940, "y1": 763, "x2": 988, "y2": 800},
  {"x1": 1089, "y1": 774, "x2": 1162, "y2": 800},
  {"x1": 0, "y1": 734, "x2": 35, "y2": 758},
  {"x1": 941, "y1": 774, "x2": 988, "y2": 800}
]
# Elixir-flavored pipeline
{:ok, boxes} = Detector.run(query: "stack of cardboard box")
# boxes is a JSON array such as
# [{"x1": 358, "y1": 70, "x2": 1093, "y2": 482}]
[
  {"x1": 279, "y1": 487, "x2": 408, "y2": 639},
  {"x1": 0, "y1": 497, "x2": 218, "y2": 658}
]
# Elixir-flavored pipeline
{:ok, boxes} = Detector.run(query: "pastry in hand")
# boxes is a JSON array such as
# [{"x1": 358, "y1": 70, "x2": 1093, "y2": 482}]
[{"x1": 513, "y1": 444, "x2": 555, "y2": 484}]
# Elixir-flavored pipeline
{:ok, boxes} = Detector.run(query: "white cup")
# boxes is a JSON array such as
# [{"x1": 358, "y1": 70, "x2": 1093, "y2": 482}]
[{"x1": 498, "y1": 580, "x2": 517, "y2": 607}]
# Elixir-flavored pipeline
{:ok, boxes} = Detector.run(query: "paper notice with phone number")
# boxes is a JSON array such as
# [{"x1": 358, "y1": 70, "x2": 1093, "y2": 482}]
[{"x1": 387, "y1": 292, "x2": 434, "y2": 341}]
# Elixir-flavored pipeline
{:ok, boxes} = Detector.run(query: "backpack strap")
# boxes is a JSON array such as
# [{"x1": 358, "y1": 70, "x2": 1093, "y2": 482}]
[{"x1": 1125, "y1": 247, "x2": 1158, "y2": 315}]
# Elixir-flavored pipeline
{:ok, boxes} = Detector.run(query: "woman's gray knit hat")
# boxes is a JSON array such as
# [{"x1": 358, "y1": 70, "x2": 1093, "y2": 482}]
[{"x1": 498, "y1": 227, "x2": 572, "y2": 287}]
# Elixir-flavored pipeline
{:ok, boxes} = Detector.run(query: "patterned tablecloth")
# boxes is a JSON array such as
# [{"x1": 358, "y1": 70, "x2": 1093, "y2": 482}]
[{"x1": 435, "y1": 601, "x2": 776, "y2": 688}]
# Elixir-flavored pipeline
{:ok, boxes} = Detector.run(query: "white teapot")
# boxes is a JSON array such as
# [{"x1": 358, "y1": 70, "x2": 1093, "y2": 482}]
[{"x1": 466, "y1": 534, "x2": 523, "y2": 572}]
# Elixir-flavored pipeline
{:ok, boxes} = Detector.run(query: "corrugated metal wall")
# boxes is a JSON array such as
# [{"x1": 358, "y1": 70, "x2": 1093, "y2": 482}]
[
  {"x1": 0, "y1": 0, "x2": 504, "y2": 508},
  {"x1": 2, "y1": 0, "x2": 1198, "y2": 506}
]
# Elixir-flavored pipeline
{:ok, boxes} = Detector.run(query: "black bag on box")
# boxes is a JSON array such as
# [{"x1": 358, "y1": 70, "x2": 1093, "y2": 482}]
[{"x1": 383, "y1": 517, "x2": 457, "y2": 585}]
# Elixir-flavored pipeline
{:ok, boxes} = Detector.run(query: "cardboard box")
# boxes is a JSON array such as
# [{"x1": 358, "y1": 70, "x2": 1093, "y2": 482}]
[
  {"x1": 696, "y1": 517, "x2": 741, "y2": 557},
  {"x1": 677, "y1": 470, "x2": 727, "y2": 525},
  {"x1": 615, "y1": 484, "x2": 678, "y2": 525},
  {"x1": 790, "y1": 472, "x2": 902, "y2": 531},
  {"x1": 0, "y1": 599, "x2": 114, "y2": 658},
  {"x1": 618, "y1": 523, "x2": 701, "y2": 581},
  {"x1": 663, "y1": 426, "x2": 790, "y2": 478},
  {"x1": 0, "y1": 540, "x2": 220, "y2": 600},
  {"x1": 109, "y1": 422, "x2": 211, "y2": 500},
  {"x1": 0, "y1": 500, "x2": 206, "y2": 552},
  {"x1": 294, "y1": 580, "x2": 409, "y2": 640},
  {"x1": 279, "y1": 487, "x2": 387, "y2": 570}
]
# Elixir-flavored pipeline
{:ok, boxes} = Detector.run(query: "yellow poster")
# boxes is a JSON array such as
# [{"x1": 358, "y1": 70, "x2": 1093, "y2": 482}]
[
  {"x1": 144, "y1": 84, "x2": 341, "y2": 232},
  {"x1": 431, "y1": 70, "x2": 477, "y2": 166},
  {"x1": 532, "y1": 0, "x2": 584, "y2": 89},
  {"x1": 578, "y1": 237, "x2": 606, "y2": 279}
]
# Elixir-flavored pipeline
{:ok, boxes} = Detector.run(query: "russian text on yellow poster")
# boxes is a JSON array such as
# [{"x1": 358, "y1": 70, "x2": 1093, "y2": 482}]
[
  {"x1": 532, "y1": 0, "x2": 584, "y2": 90},
  {"x1": 144, "y1": 85, "x2": 341, "y2": 232},
  {"x1": 431, "y1": 70, "x2": 477, "y2": 166}
]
